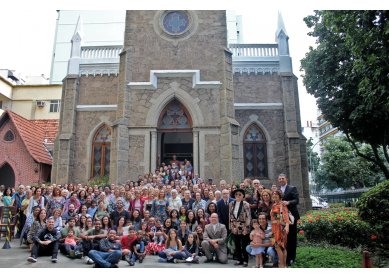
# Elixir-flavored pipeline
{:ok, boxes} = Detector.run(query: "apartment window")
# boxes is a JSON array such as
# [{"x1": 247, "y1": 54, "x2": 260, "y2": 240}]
[{"x1": 49, "y1": 100, "x2": 61, "y2": 113}]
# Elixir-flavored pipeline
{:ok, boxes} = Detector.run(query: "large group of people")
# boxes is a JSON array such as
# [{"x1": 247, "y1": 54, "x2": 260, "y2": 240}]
[{"x1": 0, "y1": 160, "x2": 300, "y2": 268}]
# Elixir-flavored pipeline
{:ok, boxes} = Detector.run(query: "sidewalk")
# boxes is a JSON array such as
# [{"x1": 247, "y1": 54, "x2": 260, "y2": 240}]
[{"x1": 0, "y1": 237, "x2": 263, "y2": 268}]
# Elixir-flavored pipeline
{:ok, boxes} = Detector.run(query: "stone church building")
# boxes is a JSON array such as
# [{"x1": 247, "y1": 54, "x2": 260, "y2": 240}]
[{"x1": 52, "y1": 11, "x2": 310, "y2": 210}]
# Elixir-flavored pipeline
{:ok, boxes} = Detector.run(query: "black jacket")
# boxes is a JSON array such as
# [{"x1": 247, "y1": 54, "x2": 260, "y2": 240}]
[
  {"x1": 33, "y1": 227, "x2": 61, "y2": 243},
  {"x1": 216, "y1": 198, "x2": 235, "y2": 228},
  {"x1": 281, "y1": 185, "x2": 300, "y2": 221}
]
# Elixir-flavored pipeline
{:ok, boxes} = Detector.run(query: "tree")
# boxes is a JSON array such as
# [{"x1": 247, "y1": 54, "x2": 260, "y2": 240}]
[
  {"x1": 315, "y1": 137, "x2": 384, "y2": 191},
  {"x1": 300, "y1": 11, "x2": 389, "y2": 179}
]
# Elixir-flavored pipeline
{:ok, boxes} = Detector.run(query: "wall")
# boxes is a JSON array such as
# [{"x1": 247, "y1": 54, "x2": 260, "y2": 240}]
[{"x1": 0, "y1": 118, "x2": 40, "y2": 187}]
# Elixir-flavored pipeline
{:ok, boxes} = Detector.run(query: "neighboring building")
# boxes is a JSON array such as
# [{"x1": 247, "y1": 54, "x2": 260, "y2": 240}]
[
  {"x1": 0, "y1": 71, "x2": 62, "y2": 120},
  {"x1": 52, "y1": 10, "x2": 311, "y2": 212},
  {"x1": 317, "y1": 113, "x2": 343, "y2": 152},
  {"x1": 0, "y1": 73, "x2": 60, "y2": 187},
  {"x1": 0, "y1": 110, "x2": 58, "y2": 188}
]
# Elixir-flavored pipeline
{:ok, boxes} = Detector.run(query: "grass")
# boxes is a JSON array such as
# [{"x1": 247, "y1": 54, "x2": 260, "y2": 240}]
[{"x1": 291, "y1": 244, "x2": 362, "y2": 268}]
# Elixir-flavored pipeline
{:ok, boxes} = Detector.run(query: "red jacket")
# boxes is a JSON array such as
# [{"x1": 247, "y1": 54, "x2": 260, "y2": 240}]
[
  {"x1": 120, "y1": 235, "x2": 137, "y2": 250},
  {"x1": 129, "y1": 198, "x2": 145, "y2": 215}
]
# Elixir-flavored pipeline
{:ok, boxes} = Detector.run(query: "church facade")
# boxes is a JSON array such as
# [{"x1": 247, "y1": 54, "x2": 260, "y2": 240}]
[{"x1": 51, "y1": 11, "x2": 311, "y2": 211}]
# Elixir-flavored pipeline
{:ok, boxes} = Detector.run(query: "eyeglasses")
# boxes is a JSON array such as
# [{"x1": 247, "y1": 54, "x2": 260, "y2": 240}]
[{"x1": 235, "y1": 193, "x2": 243, "y2": 196}]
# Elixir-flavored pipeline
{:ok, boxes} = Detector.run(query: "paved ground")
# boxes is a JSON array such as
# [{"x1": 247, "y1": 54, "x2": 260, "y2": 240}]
[{"x1": 0, "y1": 237, "x2": 262, "y2": 268}]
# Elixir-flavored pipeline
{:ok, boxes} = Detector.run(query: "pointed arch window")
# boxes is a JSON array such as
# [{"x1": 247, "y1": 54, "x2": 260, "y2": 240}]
[
  {"x1": 91, "y1": 125, "x2": 111, "y2": 178},
  {"x1": 243, "y1": 124, "x2": 268, "y2": 179}
]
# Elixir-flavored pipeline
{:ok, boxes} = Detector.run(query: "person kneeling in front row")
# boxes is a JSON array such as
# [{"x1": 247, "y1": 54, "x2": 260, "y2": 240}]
[
  {"x1": 88, "y1": 229, "x2": 123, "y2": 268},
  {"x1": 27, "y1": 217, "x2": 60, "y2": 263},
  {"x1": 246, "y1": 213, "x2": 277, "y2": 268}
]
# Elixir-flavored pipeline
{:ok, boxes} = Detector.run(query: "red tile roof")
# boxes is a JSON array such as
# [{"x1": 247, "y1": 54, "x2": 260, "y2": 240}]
[
  {"x1": 0, "y1": 110, "x2": 53, "y2": 164},
  {"x1": 31, "y1": 119, "x2": 59, "y2": 144}
]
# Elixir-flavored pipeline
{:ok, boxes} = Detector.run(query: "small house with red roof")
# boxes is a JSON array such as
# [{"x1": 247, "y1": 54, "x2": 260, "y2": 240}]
[{"x1": 0, "y1": 110, "x2": 58, "y2": 188}]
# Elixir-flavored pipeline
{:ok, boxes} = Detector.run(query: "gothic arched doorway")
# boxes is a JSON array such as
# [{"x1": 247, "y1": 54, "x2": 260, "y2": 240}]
[
  {"x1": 157, "y1": 99, "x2": 193, "y2": 167},
  {"x1": 0, "y1": 163, "x2": 15, "y2": 189}
]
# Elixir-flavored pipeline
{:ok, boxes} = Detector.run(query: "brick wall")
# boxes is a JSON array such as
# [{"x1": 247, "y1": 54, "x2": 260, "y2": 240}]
[{"x1": 0, "y1": 118, "x2": 41, "y2": 187}]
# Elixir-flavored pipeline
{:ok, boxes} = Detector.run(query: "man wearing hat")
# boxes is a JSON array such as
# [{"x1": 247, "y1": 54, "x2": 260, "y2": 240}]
[{"x1": 229, "y1": 187, "x2": 251, "y2": 267}]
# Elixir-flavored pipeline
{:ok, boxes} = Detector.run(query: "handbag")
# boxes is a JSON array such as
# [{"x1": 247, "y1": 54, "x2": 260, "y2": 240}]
[{"x1": 280, "y1": 204, "x2": 295, "y2": 225}]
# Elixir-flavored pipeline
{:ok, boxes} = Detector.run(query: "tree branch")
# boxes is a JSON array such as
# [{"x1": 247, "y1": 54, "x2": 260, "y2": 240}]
[
  {"x1": 371, "y1": 146, "x2": 389, "y2": 179},
  {"x1": 383, "y1": 144, "x2": 389, "y2": 164},
  {"x1": 346, "y1": 133, "x2": 389, "y2": 179}
]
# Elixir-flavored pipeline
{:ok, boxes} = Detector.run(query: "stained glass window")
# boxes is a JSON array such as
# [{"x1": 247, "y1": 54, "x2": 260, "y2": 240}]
[
  {"x1": 243, "y1": 124, "x2": 268, "y2": 178},
  {"x1": 163, "y1": 11, "x2": 189, "y2": 35},
  {"x1": 159, "y1": 100, "x2": 191, "y2": 129},
  {"x1": 91, "y1": 125, "x2": 111, "y2": 178}
]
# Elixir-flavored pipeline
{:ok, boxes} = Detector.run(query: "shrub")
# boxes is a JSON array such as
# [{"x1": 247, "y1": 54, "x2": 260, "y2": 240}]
[
  {"x1": 292, "y1": 244, "x2": 362, "y2": 268},
  {"x1": 357, "y1": 180, "x2": 389, "y2": 253},
  {"x1": 298, "y1": 208, "x2": 376, "y2": 249}
]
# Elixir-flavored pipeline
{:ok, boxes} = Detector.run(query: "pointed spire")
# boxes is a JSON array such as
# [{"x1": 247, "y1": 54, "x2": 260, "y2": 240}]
[
  {"x1": 275, "y1": 11, "x2": 292, "y2": 73},
  {"x1": 68, "y1": 15, "x2": 83, "y2": 75},
  {"x1": 275, "y1": 11, "x2": 288, "y2": 40},
  {"x1": 72, "y1": 15, "x2": 84, "y2": 43}
]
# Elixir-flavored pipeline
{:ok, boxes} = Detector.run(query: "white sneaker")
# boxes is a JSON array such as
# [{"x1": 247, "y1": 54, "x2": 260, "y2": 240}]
[
  {"x1": 84, "y1": 256, "x2": 94, "y2": 264},
  {"x1": 27, "y1": 256, "x2": 37, "y2": 263}
]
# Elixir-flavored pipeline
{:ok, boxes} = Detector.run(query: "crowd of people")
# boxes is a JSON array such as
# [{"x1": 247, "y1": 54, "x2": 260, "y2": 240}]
[{"x1": 0, "y1": 160, "x2": 300, "y2": 268}]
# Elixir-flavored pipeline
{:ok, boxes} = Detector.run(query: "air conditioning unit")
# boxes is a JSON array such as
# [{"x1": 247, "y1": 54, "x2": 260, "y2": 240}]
[{"x1": 36, "y1": 101, "x2": 45, "y2": 107}]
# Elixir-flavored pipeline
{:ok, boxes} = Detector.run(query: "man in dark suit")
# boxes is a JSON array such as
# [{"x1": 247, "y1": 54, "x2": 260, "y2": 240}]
[
  {"x1": 216, "y1": 188, "x2": 235, "y2": 231},
  {"x1": 278, "y1": 173, "x2": 300, "y2": 266}
]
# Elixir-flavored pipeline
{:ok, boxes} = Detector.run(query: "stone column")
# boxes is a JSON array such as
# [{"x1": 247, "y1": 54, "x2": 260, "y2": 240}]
[
  {"x1": 193, "y1": 131, "x2": 199, "y2": 175},
  {"x1": 150, "y1": 131, "x2": 157, "y2": 173}
]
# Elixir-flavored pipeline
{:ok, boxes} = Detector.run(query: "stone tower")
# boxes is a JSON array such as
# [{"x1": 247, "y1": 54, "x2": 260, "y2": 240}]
[{"x1": 110, "y1": 11, "x2": 240, "y2": 183}]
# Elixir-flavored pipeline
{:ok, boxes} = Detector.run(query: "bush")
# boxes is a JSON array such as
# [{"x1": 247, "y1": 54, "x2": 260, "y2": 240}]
[
  {"x1": 292, "y1": 244, "x2": 362, "y2": 268},
  {"x1": 357, "y1": 180, "x2": 389, "y2": 253},
  {"x1": 298, "y1": 208, "x2": 376, "y2": 249}
]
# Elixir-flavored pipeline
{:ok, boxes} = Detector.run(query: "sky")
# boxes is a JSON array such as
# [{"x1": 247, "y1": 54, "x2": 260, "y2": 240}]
[{"x1": 0, "y1": 0, "x2": 387, "y2": 126}]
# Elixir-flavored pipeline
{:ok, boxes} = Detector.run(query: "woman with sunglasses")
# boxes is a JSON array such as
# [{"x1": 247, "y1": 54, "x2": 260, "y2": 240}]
[{"x1": 229, "y1": 188, "x2": 251, "y2": 267}]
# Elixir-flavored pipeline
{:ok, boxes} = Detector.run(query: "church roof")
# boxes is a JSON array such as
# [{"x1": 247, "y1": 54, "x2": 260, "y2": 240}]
[
  {"x1": 30, "y1": 119, "x2": 59, "y2": 144},
  {"x1": 0, "y1": 110, "x2": 55, "y2": 165}
]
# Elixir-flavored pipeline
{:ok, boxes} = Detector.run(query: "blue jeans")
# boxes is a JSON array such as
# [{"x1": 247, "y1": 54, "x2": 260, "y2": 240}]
[
  {"x1": 88, "y1": 250, "x2": 122, "y2": 268},
  {"x1": 131, "y1": 241, "x2": 145, "y2": 262},
  {"x1": 246, "y1": 245, "x2": 277, "y2": 262},
  {"x1": 158, "y1": 250, "x2": 186, "y2": 262}
]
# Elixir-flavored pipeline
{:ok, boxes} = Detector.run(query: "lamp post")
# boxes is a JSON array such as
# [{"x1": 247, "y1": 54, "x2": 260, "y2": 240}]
[{"x1": 309, "y1": 139, "x2": 321, "y2": 195}]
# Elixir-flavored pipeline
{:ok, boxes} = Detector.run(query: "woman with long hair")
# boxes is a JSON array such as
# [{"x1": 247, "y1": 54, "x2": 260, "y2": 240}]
[
  {"x1": 81, "y1": 217, "x2": 94, "y2": 233},
  {"x1": 26, "y1": 188, "x2": 45, "y2": 215},
  {"x1": 270, "y1": 190, "x2": 290, "y2": 268},
  {"x1": 101, "y1": 215, "x2": 112, "y2": 231},
  {"x1": 78, "y1": 189, "x2": 87, "y2": 206},
  {"x1": 158, "y1": 228, "x2": 186, "y2": 263},
  {"x1": 113, "y1": 216, "x2": 128, "y2": 237},
  {"x1": 52, "y1": 208, "x2": 63, "y2": 231},
  {"x1": 205, "y1": 202, "x2": 217, "y2": 224},
  {"x1": 257, "y1": 189, "x2": 273, "y2": 220},
  {"x1": 178, "y1": 206, "x2": 187, "y2": 222},
  {"x1": 27, "y1": 208, "x2": 47, "y2": 250},
  {"x1": 130, "y1": 209, "x2": 142, "y2": 231},
  {"x1": 195, "y1": 208, "x2": 206, "y2": 230},
  {"x1": 169, "y1": 209, "x2": 180, "y2": 230},
  {"x1": 47, "y1": 187, "x2": 65, "y2": 217},
  {"x1": 151, "y1": 190, "x2": 169, "y2": 223},
  {"x1": 78, "y1": 214, "x2": 88, "y2": 230}
]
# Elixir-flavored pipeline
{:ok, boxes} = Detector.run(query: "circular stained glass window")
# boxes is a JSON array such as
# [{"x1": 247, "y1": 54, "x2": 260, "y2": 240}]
[{"x1": 162, "y1": 11, "x2": 190, "y2": 35}]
